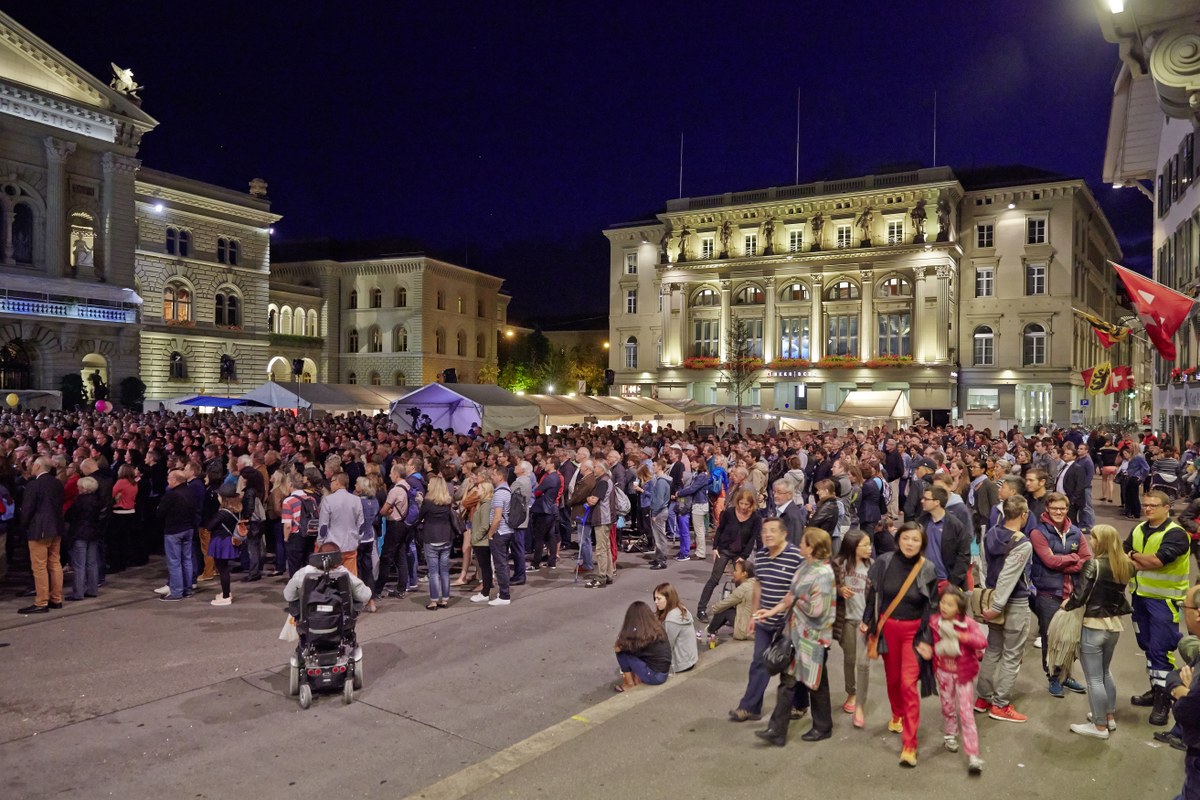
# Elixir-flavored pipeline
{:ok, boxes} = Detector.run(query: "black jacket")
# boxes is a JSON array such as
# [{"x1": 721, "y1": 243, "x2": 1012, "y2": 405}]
[
  {"x1": 20, "y1": 472, "x2": 65, "y2": 541},
  {"x1": 918, "y1": 510, "x2": 973, "y2": 589},
  {"x1": 68, "y1": 491, "x2": 104, "y2": 542},
  {"x1": 859, "y1": 477, "x2": 885, "y2": 526},
  {"x1": 416, "y1": 500, "x2": 456, "y2": 546},
  {"x1": 779, "y1": 501, "x2": 808, "y2": 545},
  {"x1": 712, "y1": 508, "x2": 760, "y2": 559},
  {"x1": 156, "y1": 485, "x2": 196, "y2": 535},
  {"x1": 903, "y1": 475, "x2": 928, "y2": 522},
  {"x1": 1057, "y1": 460, "x2": 1089, "y2": 525},
  {"x1": 1064, "y1": 557, "x2": 1133, "y2": 619},
  {"x1": 810, "y1": 498, "x2": 839, "y2": 535}
]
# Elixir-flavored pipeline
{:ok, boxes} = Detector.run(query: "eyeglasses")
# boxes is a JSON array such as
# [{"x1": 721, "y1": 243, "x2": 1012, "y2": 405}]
[{"x1": 1047, "y1": 507, "x2": 1068, "y2": 513}]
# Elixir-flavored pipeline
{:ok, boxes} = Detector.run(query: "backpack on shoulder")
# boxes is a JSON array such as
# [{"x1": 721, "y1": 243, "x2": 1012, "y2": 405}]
[{"x1": 507, "y1": 487, "x2": 528, "y2": 529}]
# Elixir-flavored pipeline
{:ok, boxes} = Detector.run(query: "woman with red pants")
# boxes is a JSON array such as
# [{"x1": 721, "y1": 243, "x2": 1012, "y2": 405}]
[{"x1": 862, "y1": 521, "x2": 938, "y2": 767}]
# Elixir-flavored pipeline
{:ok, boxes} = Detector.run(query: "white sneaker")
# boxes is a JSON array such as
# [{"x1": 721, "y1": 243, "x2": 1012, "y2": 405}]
[
  {"x1": 154, "y1": 585, "x2": 171, "y2": 596},
  {"x1": 968, "y1": 755, "x2": 984, "y2": 774},
  {"x1": 943, "y1": 735, "x2": 959, "y2": 753},
  {"x1": 1086, "y1": 713, "x2": 1118, "y2": 731},
  {"x1": 487, "y1": 597, "x2": 511, "y2": 606},
  {"x1": 1033, "y1": 636, "x2": 1042, "y2": 648},
  {"x1": 210, "y1": 595, "x2": 232, "y2": 606},
  {"x1": 470, "y1": 593, "x2": 489, "y2": 603},
  {"x1": 1070, "y1": 722, "x2": 1110, "y2": 739}
]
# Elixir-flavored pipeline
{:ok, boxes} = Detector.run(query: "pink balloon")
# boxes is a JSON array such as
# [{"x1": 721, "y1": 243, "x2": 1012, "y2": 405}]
[{"x1": 95, "y1": 400, "x2": 109, "y2": 412}]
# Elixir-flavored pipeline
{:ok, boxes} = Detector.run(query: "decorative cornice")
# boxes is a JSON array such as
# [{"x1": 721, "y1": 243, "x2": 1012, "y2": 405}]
[
  {"x1": 102, "y1": 152, "x2": 139, "y2": 174},
  {"x1": 134, "y1": 183, "x2": 281, "y2": 225}
]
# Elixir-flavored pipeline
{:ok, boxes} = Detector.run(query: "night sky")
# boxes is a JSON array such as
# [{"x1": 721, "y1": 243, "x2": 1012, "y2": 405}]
[{"x1": 12, "y1": 1, "x2": 1151, "y2": 319}]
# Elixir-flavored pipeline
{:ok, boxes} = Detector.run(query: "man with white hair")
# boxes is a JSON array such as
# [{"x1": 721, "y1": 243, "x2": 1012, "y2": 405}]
[
  {"x1": 17, "y1": 456, "x2": 64, "y2": 614},
  {"x1": 584, "y1": 461, "x2": 614, "y2": 588},
  {"x1": 155, "y1": 469, "x2": 197, "y2": 602},
  {"x1": 509, "y1": 459, "x2": 533, "y2": 585}
]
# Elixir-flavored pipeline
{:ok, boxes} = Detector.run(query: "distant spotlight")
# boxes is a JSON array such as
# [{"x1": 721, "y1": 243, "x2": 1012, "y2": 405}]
[
  {"x1": 602, "y1": 341, "x2": 610, "y2": 349},
  {"x1": 505, "y1": 329, "x2": 515, "y2": 338},
  {"x1": 547, "y1": 384, "x2": 555, "y2": 393},
  {"x1": 268, "y1": 226, "x2": 275, "y2": 234},
  {"x1": 153, "y1": 202, "x2": 164, "y2": 213},
  {"x1": 1108, "y1": 0, "x2": 1123, "y2": 12},
  {"x1": 923, "y1": 244, "x2": 932, "y2": 252},
  {"x1": 1007, "y1": 202, "x2": 1016, "y2": 209}
]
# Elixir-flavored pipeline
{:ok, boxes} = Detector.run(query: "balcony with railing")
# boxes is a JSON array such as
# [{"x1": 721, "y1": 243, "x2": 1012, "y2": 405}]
[{"x1": 0, "y1": 294, "x2": 138, "y2": 323}]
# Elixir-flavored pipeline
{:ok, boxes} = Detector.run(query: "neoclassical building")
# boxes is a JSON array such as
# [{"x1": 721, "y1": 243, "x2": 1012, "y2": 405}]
[
  {"x1": 607, "y1": 165, "x2": 1138, "y2": 428},
  {"x1": 268, "y1": 242, "x2": 510, "y2": 388},
  {"x1": 0, "y1": 12, "x2": 281, "y2": 403}
]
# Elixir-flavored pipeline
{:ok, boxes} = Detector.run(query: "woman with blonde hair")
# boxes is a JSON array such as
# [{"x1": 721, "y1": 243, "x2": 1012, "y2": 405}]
[
  {"x1": 1064, "y1": 523, "x2": 1134, "y2": 738},
  {"x1": 469, "y1": 480, "x2": 496, "y2": 603},
  {"x1": 416, "y1": 474, "x2": 457, "y2": 609}
]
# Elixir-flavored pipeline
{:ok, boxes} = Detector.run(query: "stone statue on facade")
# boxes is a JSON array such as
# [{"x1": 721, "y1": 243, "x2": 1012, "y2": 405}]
[
  {"x1": 659, "y1": 225, "x2": 672, "y2": 264},
  {"x1": 677, "y1": 225, "x2": 691, "y2": 263},
  {"x1": 761, "y1": 217, "x2": 775, "y2": 255},
  {"x1": 936, "y1": 198, "x2": 951, "y2": 242},
  {"x1": 109, "y1": 64, "x2": 143, "y2": 100},
  {"x1": 856, "y1": 206, "x2": 874, "y2": 246},
  {"x1": 810, "y1": 212, "x2": 824, "y2": 251},
  {"x1": 719, "y1": 220, "x2": 732, "y2": 258},
  {"x1": 911, "y1": 200, "x2": 928, "y2": 243}
]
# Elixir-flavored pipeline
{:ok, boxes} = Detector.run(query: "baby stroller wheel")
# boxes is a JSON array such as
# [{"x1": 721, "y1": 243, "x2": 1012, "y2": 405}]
[
  {"x1": 352, "y1": 659, "x2": 363, "y2": 690},
  {"x1": 288, "y1": 664, "x2": 300, "y2": 697},
  {"x1": 298, "y1": 684, "x2": 312, "y2": 709},
  {"x1": 343, "y1": 680, "x2": 354, "y2": 705}
]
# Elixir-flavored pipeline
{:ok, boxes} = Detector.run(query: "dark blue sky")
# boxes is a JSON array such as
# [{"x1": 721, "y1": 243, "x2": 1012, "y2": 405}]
[{"x1": 14, "y1": 1, "x2": 1151, "y2": 318}]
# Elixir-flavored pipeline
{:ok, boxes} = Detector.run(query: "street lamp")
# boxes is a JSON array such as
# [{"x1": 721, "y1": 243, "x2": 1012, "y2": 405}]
[{"x1": 547, "y1": 384, "x2": 555, "y2": 393}]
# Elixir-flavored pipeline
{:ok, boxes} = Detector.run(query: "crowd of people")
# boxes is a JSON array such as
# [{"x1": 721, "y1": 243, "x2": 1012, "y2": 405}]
[{"x1": 0, "y1": 407, "x2": 1196, "y2": 790}]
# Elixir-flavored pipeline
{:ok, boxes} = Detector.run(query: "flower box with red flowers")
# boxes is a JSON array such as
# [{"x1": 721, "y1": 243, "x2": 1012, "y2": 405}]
[
  {"x1": 682, "y1": 356, "x2": 720, "y2": 370},
  {"x1": 816, "y1": 355, "x2": 863, "y2": 369},
  {"x1": 768, "y1": 358, "x2": 811, "y2": 370},
  {"x1": 865, "y1": 355, "x2": 914, "y2": 368}
]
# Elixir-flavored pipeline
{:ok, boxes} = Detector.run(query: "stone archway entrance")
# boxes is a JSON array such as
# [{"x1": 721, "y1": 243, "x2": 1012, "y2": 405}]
[
  {"x1": 0, "y1": 339, "x2": 31, "y2": 389},
  {"x1": 267, "y1": 356, "x2": 317, "y2": 383}
]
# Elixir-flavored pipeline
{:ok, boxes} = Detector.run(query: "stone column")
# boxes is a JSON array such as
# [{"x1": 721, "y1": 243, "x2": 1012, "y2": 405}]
[
  {"x1": 101, "y1": 152, "x2": 140, "y2": 286},
  {"x1": 810, "y1": 274, "x2": 823, "y2": 361},
  {"x1": 43, "y1": 137, "x2": 76, "y2": 278},
  {"x1": 763, "y1": 276, "x2": 777, "y2": 363},
  {"x1": 913, "y1": 266, "x2": 928, "y2": 362},
  {"x1": 659, "y1": 281, "x2": 671, "y2": 366},
  {"x1": 933, "y1": 264, "x2": 951, "y2": 363},
  {"x1": 859, "y1": 269, "x2": 874, "y2": 361},
  {"x1": 674, "y1": 282, "x2": 688, "y2": 364},
  {"x1": 719, "y1": 279, "x2": 732, "y2": 362}
]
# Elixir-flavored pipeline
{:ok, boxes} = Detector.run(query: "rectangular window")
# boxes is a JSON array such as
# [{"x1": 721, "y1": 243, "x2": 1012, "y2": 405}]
[
  {"x1": 966, "y1": 388, "x2": 999, "y2": 410},
  {"x1": 886, "y1": 220, "x2": 903, "y2": 244},
  {"x1": 976, "y1": 223, "x2": 994, "y2": 248},
  {"x1": 778, "y1": 316, "x2": 811, "y2": 360},
  {"x1": 1023, "y1": 333, "x2": 1046, "y2": 366},
  {"x1": 692, "y1": 319, "x2": 720, "y2": 357},
  {"x1": 1025, "y1": 262, "x2": 1046, "y2": 295},
  {"x1": 789, "y1": 229, "x2": 804, "y2": 252},
  {"x1": 876, "y1": 312, "x2": 911, "y2": 357},
  {"x1": 975, "y1": 267, "x2": 994, "y2": 298},
  {"x1": 625, "y1": 252, "x2": 638, "y2": 274},
  {"x1": 741, "y1": 318, "x2": 764, "y2": 358},
  {"x1": 625, "y1": 289, "x2": 637, "y2": 314},
  {"x1": 826, "y1": 313, "x2": 858, "y2": 356},
  {"x1": 1026, "y1": 216, "x2": 1046, "y2": 245},
  {"x1": 743, "y1": 234, "x2": 758, "y2": 256},
  {"x1": 974, "y1": 333, "x2": 994, "y2": 366},
  {"x1": 701, "y1": 237, "x2": 714, "y2": 259},
  {"x1": 836, "y1": 224, "x2": 852, "y2": 249}
]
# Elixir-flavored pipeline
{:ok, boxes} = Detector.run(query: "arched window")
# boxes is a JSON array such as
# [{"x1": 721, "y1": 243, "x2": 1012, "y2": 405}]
[
  {"x1": 177, "y1": 230, "x2": 191, "y2": 258},
  {"x1": 781, "y1": 282, "x2": 809, "y2": 302},
  {"x1": 368, "y1": 326, "x2": 382, "y2": 353},
  {"x1": 165, "y1": 227, "x2": 177, "y2": 256},
  {"x1": 12, "y1": 203, "x2": 33, "y2": 263},
  {"x1": 456, "y1": 330, "x2": 467, "y2": 356},
  {"x1": 348, "y1": 290, "x2": 358, "y2": 309},
  {"x1": 163, "y1": 281, "x2": 191, "y2": 322},
  {"x1": 877, "y1": 277, "x2": 912, "y2": 297},
  {"x1": 280, "y1": 306, "x2": 292, "y2": 333},
  {"x1": 734, "y1": 286, "x2": 764, "y2": 305},
  {"x1": 825, "y1": 279, "x2": 860, "y2": 300},
  {"x1": 395, "y1": 371, "x2": 407, "y2": 386},
  {"x1": 624, "y1": 336, "x2": 638, "y2": 369},
  {"x1": 268, "y1": 307, "x2": 277, "y2": 332},
  {"x1": 435, "y1": 328, "x2": 445, "y2": 354},
  {"x1": 307, "y1": 309, "x2": 318, "y2": 336},
  {"x1": 214, "y1": 294, "x2": 225, "y2": 325},
  {"x1": 393, "y1": 326, "x2": 408, "y2": 352},
  {"x1": 169, "y1": 351, "x2": 188, "y2": 380},
  {"x1": 293, "y1": 307, "x2": 306, "y2": 336},
  {"x1": 228, "y1": 239, "x2": 239, "y2": 266},
  {"x1": 370, "y1": 288, "x2": 383, "y2": 308},
  {"x1": 1023, "y1": 323, "x2": 1047, "y2": 366},
  {"x1": 347, "y1": 372, "x2": 357, "y2": 385},
  {"x1": 214, "y1": 289, "x2": 241, "y2": 327},
  {"x1": 476, "y1": 333, "x2": 486, "y2": 358},
  {"x1": 348, "y1": 328, "x2": 359, "y2": 352},
  {"x1": 217, "y1": 237, "x2": 227, "y2": 263},
  {"x1": 395, "y1": 286, "x2": 407, "y2": 307},
  {"x1": 692, "y1": 288, "x2": 719, "y2": 307},
  {"x1": 973, "y1": 325, "x2": 995, "y2": 366},
  {"x1": 436, "y1": 290, "x2": 446, "y2": 310},
  {"x1": 369, "y1": 371, "x2": 381, "y2": 386}
]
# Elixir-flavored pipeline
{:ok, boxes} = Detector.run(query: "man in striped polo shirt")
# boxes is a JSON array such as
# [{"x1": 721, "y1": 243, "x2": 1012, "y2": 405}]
[{"x1": 729, "y1": 518, "x2": 804, "y2": 722}]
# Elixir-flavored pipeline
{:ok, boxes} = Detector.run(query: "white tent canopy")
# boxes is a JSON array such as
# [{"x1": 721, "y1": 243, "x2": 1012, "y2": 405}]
[
  {"x1": 241, "y1": 381, "x2": 406, "y2": 414},
  {"x1": 524, "y1": 394, "x2": 685, "y2": 431},
  {"x1": 835, "y1": 390, "x2": 913, "y2": 421},
  {"x1": 389, "y1": 383, "x2": 539, "y2": 433}
]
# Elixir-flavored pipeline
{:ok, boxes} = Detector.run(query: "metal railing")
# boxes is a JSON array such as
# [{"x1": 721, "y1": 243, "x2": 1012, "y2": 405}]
[{"x1": 0, "y1": 296, "x2": 137, "y2": 323}]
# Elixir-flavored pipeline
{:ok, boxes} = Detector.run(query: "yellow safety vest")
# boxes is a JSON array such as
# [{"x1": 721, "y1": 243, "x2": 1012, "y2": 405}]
[{"x1": 1131, "y1": 520, "x2": 1190, "y2": 601}]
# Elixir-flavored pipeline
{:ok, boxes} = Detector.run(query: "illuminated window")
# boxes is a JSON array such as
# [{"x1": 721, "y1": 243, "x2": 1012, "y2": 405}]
[{"x1": 162, "y1": 282, "x2": 191, "y2": 322}]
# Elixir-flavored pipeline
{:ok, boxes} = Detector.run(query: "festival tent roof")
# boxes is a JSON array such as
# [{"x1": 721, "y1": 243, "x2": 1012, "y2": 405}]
[
  {"x1": 389, "y1": 383, "x2": 539, "y2": 433},
  {"x1": 523, "y1": 394, "x2": 686, "y2": 430},
  {"x1": 242, "y1": 381, "x2": 406, "y2": 413},
  {"x1": 835, "y1": 390, "x2": 913, "y2": 421},
  {"x1": 177, "y1": 395, "x2": 271, "y2": 408}
]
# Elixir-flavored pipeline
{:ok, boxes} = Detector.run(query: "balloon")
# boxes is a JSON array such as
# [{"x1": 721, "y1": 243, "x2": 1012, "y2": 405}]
[
  {"x1": 5, "y1": 393, "x2": 17, "y2": 407},
  {"x1": 95, "y1": 400, "x2": 109, "y2": 413}
]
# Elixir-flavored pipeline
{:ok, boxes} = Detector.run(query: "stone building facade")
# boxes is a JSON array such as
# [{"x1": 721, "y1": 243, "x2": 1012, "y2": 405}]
[{"x1": 607, "y1": 166, "x2": 1137, "y2": 428}]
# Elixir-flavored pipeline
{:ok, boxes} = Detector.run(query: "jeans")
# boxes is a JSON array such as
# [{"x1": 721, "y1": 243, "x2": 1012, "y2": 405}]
[
  {"x1": 737, "y1": 624, "x2": 777, "y2": 715},
  {"x1": 287, "y1": 534, "x2": 313, "y2": 577},
  {"x1": 357, "y1": 541, "x2": 376, "y2": 584},
  {"x1": 651, "y1": 510, "x2": 669, "y2": 561},
  {"x1": 616, "y1": 652, "x2": 668, "y2": 685},
  {"x1": 935, "y1": 668, "x2": 979, "y2": 756},
  {"x1": 1078, "y1": 488, "x2": 1095, "y2": 530},
  {"x1": 579, "y1": 526, "x2": 595, "y2": 572},
  {"x1": 69, "y1": 538, "x2": 99, "y2": 598},
  {"x1": 691, "y1": 503, "x2": 709, "y2": 558},
  {"x1": 163, "y1": 529, "x2": 194, "y2": 599},
  {"x1": 424, "y1": 542, "x2": 451, "y2": 601},
  {"x1": 1080, "y1": 626, "x2": 1119, "y2": 723},
  {"x1": 269, "y1": 519, "x2": 286, "y2": 572},
  {"x1": 1033, "y1": 592, "x2": 1065, "y2": 678},
  {"x1": 1132, "y1": 593, "x2": 1182, "y2": 688},
  {"x1": 977, "y1": 601, "x2": 1030, "y2": 708},
  {"x1": 508, "y1": 528, "x2": 527, "y2": 583},
  {"x1": 490, "y1": 533, "x2": 512, "y2": 599},
  {"x1": 676, "y1": 510, "x2": 691, "y2": 557},
  {"x1": 244, "y1": 523, "x2": 264, "y2": 577},
  {"x1": 374, "y1": 522, "x2": 406, "y2": 595},
  {"x1": 474, "y1": 544, "x2": 494, "y2": 595},
  {"x1": 698, "y1": 554, "x2": 733, "y2": 613},
  {"x1": 407, "y1": 540, "x2": 419, "y2": 589}
]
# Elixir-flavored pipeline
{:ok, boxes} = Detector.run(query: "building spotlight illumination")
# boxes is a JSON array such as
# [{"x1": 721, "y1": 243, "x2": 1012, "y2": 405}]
[
  {"x1": 1007, "y1": 202, "x2": 1016, "y2": 209},
  {"x1": 1109, "y1": 0, "x2": 1124, "y2": 12},
  {"x1": 268, "y1": 226, "x2": 275, "y2": 234},
  {"x1": 153, "y1": 202, "x2": 164, "y2": 213},
  {"x1": 505, "y1": 329, "x2": 515, "y2": 338},
  {"x1": 546, "y1": 384, "x2": 555, "y2": 393},
  {"x1": 602, "y1": 341, "x2": 610, "y2": 349}
]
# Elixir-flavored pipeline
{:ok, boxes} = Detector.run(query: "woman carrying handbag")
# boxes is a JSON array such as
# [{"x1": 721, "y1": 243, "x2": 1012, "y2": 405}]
[{"x1": 861, "y1": 521, "x2": 939, "y2": 767}]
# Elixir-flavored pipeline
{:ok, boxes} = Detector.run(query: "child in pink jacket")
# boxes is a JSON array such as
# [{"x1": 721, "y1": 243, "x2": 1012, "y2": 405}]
[{"x1": 931, "y1": 586, "x2": 988, "y2": 774}]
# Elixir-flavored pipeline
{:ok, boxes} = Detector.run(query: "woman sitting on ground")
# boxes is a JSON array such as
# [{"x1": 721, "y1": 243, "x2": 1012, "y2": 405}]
[
  {"x1": 614, "y1": 600, "x2": 672, "y2": 692},
  {"x1": 654, "y1": 582, "x2": 698, "y2": 673},
  {"x1": 706, "y1": 559, "x2": 757, "y2": 645}
]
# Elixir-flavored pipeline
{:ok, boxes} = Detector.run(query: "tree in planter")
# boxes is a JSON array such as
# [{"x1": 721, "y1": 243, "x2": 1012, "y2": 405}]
[
  {"x1": 60, "y1": 373, "x2": 86, "y2": 410},
  {"x1": 720, "y1": 316, "x2": 765, "y2": 433},
  {"x1": 568, "y1": 342, "x2": 606, "y2": 395},
  {"x1": 477, "y1": 362, "x2": 499, "y2": 385},
  {"x1": 119, "y1": 376, "x2": 147, "y2": 411}
]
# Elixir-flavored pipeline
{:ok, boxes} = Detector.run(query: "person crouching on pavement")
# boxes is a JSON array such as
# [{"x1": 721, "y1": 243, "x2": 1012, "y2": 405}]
[{"x1": 614, "y1": 600, "x2": 671, "y2": 692}]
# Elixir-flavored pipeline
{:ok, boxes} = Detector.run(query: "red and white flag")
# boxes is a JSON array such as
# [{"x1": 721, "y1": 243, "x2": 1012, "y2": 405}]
[
  {"x1": 1105, "y1": 365, "x2": 1134, "y2": 394},
  {"x1": 1113, "y1": 263, "x2": 1194, "y2": 361}
]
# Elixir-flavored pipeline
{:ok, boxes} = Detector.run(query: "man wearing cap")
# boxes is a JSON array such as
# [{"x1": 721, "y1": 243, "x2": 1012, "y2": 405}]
[{"x1": 902, "y1": 457, "x2": 935, "y2": 522}]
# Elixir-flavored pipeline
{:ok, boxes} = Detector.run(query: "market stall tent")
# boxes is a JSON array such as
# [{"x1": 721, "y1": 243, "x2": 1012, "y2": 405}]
[
  {"x1": 241, "y1": 381, "x2": 406, "y2": 414},
  {"x1": 835, "y1": 390, "x2": 913, "y2": 423},
  {"x1": 524, "y1": 394, "x2": 685, "y2": 431},
  {"x1": 389, "y1": 383, "x2": 539, "y2": 433}
]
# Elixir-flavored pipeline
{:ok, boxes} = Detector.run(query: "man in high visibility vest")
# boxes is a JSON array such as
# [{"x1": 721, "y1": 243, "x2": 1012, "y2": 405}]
[{"x1": 1126, "y1": 489, "x2": 1191, "y2": 726}]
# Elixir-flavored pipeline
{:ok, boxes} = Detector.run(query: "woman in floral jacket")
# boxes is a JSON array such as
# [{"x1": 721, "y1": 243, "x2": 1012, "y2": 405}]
[{"x1": 752, "y1": 527, "x2": 837, "y2": 746}]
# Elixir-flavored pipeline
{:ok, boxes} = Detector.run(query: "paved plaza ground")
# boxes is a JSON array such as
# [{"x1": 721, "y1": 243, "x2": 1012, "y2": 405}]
[{"x1": 0, "y1": 497, "x2": 1187, "y2": 800}]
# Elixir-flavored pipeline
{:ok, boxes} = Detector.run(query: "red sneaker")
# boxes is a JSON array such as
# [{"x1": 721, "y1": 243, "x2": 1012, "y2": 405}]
[
  {"x1": 973, "y1": 698, "x2": 992, "y2": 714},
  {"x1": 988, "y1": 704, "x2": 1028, "y2": 723}
]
